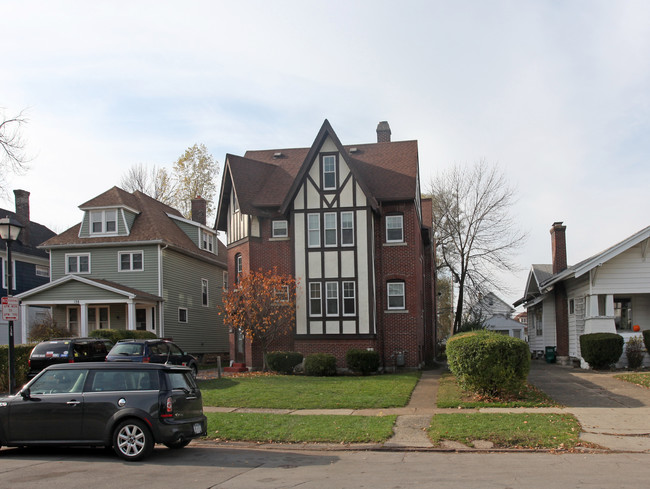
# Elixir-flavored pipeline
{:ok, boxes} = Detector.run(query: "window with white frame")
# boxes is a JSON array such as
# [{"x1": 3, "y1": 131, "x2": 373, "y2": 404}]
[
  {"x1": 202, "y1": 279, "x2": 209, "y2": 306},
  {"x1": 386, "y1": 215, "x2": 404, "y2": 243},
  {"x1": 309, "y1": 283, "x2": 322, "y2": 316},
  {"x1": 1, "y1": 259, "x2": 16, "y2": 290},
  {"x1": 119, "y1": 251, "x2": 143, "y2": 271},
  {"x1": 88, "y1": 306, "x2": 110, "y2": 330},
  {"x1": 324, "y1": 213, "x2": 337, "y2": 247},
  {"x1": 66, "y1": 254, "x2": 90, "y2": 274},
  {"x1": 201, "y1": 230, "x2": 214, "y2": 252},
  {"x1": 178, "y1": 308, "x2": 188, "y2": 323},
  {"x1": 326, "y1": 282, "x2": 339, "y2": 316},
  {"x1": 343, "y1": 281, "x2": 356, "y2": 316},
  {"x1": 35, "y1": 265, "x2": 50, "y2": 277},
  {"x1": 535, "y1": 307, "x2": 543, "y2": 336},
  {"x1": 322, "y1": 155, "x2": 336, "y2": 190},
  {"x1": 341, "y1": 212, "x2": 354, "y2": 246},
  {"x1": 272, "y1": 220, "x2": 288, "y2": 238},
  {"x1": 308, "y1": 214, "x2": 320, "y2": 248},
  {"x1": 90, "y1": 209, "x2": 118, "y2": 234},
  {"x1": 235, "y1": 254, "x2": 242, "y2": 284},
  {"x1": 387, "y1": 281, "x2": 405, "y2": 310},
  {"x1": 274, "y1": 285, "x2": 290, "y2": 303}
]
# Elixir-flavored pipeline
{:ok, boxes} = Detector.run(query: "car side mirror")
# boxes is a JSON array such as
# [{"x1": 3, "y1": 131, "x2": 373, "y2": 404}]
[{"x1": 20, "y1": 388, "x2": 31, "y2": 400}]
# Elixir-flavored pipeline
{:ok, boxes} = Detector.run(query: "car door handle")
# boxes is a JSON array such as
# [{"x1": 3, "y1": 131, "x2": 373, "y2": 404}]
[
  {"x1": 186, "y1": 396, "x2": 198, "y2": 400},
  {"x1": 66, "y1": 400, "x2": 81, "y2": 406}
]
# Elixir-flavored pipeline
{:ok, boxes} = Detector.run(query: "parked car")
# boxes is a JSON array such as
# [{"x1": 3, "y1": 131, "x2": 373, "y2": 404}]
[
  {"x1": 106, "y1": 339, "x2": 199, "y2": 378},
  {"x1": 0, "y1": 362, "x2": 207, "y2": 461},
  {"x1": 28, "y1": 338, "x2": 112, "y2": 377}
]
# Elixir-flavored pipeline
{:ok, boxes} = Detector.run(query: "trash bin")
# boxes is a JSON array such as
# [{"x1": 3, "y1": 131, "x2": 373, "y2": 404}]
[{"x1": 545, "y1": 346, "x2": 556, "y2": 364}]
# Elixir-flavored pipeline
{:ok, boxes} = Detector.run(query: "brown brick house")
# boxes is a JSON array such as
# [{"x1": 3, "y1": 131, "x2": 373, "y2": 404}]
[{"x1": 215, "y1": 120, "x2": 436, "y2": 370}]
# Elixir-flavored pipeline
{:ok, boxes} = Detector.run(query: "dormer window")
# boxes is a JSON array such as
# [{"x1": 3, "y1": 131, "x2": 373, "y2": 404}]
[
  {"x1": 322, "y1": 155, "x2": 336, "y2": 190},
  {"x1": 201, "y1": 230, "x2": 214, "y2": 252},
  {"x1": 90, "y1": 210, "x2": 118, "y2": 235}
]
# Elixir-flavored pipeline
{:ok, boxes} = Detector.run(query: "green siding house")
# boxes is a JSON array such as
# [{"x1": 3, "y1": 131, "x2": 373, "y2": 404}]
[{"x1": 16, "y1": 187, "x2": 228, "y2": 356}]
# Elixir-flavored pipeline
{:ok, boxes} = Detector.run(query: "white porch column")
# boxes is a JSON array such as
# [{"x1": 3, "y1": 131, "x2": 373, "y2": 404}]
[
  {"x1": 605, "y1": 295, "x2": 615, "y2": 317},
  {"x1": 127, "y1": 302, "x2": 136, "y2": 331},
  {"x1": 80, "y1": 303, "x2": 89, "y2": 337},
  {"x1": 20, "y1": 304, "x2": 28, "y2": 344},
  {"x1": 588, "y1": 295, "x2": 599, "y2": 318}
]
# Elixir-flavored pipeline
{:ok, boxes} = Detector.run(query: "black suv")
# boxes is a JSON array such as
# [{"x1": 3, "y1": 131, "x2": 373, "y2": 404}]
[
  {"x1": 0, "y1": 362, "x2": 207, "y2": 461},
  {"x1": 106, "y1": 339, "x2": 199, "y2": 378},
  {"x1": 28, "y1": 338, "x2": 112, "y2": 377}
]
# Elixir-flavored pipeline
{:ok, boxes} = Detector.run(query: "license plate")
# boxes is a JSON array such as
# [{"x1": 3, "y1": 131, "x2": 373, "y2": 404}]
[{"x1": 193, "y1": 423, "x2": 202, "y2": 434}]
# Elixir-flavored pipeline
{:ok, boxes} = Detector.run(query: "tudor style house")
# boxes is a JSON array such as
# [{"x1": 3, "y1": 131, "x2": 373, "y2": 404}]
[
  {"x1": 216, "y1": 120, "x2": 436, "y2": 370},
  {"x1": 515, "y1": 222, "x2": 650, "y2": 367},
  {"x1": 16, "y1": 187, "x2": 228, "y2": 357},
  {"x1": 1, "y1": 190, "x2": 56, "y2": 343}
]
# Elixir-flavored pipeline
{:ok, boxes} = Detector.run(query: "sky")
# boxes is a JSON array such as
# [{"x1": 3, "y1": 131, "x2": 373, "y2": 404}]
[{"x1": 2, "y1": 0, "x2": 649, "y2": 308}]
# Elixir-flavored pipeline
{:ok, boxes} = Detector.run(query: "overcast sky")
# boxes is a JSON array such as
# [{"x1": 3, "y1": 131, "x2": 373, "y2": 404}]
[{"x1": 2, "y1": 1, "x2": 649, "y2": 307}]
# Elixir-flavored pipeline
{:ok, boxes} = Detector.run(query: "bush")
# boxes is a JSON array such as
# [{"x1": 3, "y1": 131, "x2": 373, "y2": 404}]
[
  {"x1": 266, "y1": 351, "x2": 304, "y2": 374},
  {"x1": 28, "y1": 313, "x2": 70, "y2": 342},
  {"x1": 579, "y1": 333, "x2": 623, "y2": 369},
  {"x1": 643, "y1": 329, "x2": 650, "y2": 353},
  {"x1": 346, "y1": 348, "x2": 380, "y2": 375},
  {"x1": 625, "y1": 336, "x2": 645, "y2": 369},
  {"x1": 304, "y1": 353, "x2": 337, "y2": 376},
  {"x1": 89, "y1": 329, "x2": 157, "y2": 343},
  {"x1": 446, "y1": 330, "x2": 531, "y2": 397},
  {"x1": 0, "y1": 344, "x2": 37, "y2": 392}
]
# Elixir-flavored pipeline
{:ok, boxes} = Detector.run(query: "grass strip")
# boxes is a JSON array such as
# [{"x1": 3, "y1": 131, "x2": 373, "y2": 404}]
[
  {"x1": 205, "y1": 412, "x2": 396, "y2": 443},
  {"x1": 199, "y1": 372, "x2": 419, "y2": 409},
  {"x1": 614, "y1": 372, "x2": 650, "y2": 388},
  {"x1": 428, "y1": 412, "x2": 581, "y2": 449},
  {"x1": 436, "y1": 373, "x2": 558, "y2": 408}
]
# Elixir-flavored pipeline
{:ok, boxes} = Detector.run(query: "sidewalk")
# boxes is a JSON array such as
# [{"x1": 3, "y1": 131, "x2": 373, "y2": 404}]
[{"x1": 202, "y1": 363, "x2": 650, "y2": 452}]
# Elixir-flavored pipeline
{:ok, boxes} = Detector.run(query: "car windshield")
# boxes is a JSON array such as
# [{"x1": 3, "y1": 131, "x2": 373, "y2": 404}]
[
  {"x1": 109, "y1": 343, "x2": 144, "y2": 356},
  {"x1": 31, "y1": 342, "x2": 70, "y2": 355}
]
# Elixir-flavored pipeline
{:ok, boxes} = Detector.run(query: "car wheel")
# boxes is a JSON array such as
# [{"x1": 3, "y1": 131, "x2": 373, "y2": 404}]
[
  {"x1": 112, "y1": 419, "x2": 153, "y2": 462},
  {"x1": 191, "y1": 364, "x2": 198, "y2": 379},
  {"x1": 164, "y1": 439, "x2": 191, "y2": 449}
]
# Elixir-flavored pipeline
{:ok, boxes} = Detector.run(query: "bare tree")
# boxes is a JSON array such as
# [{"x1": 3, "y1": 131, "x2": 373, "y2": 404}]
[
  {"x1": 0, "y1": 108, "x2": 30, "y2": 194},
  {"x1": 120, "y1": 163, "x2": 176, "y2": 206},
  {"x1": 428, "y1": 161, "x2": 526, "y2": 334}
]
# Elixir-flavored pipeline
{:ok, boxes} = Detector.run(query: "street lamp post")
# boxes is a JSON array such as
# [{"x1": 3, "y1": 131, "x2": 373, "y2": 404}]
[{"x1": 1, "y1": 216, "x2": 23, "y2": 395}]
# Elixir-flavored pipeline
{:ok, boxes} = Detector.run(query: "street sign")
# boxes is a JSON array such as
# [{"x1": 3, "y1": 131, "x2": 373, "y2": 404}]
[{"x1": 1, "y1": 296, "x2": 19, "y2": 321}]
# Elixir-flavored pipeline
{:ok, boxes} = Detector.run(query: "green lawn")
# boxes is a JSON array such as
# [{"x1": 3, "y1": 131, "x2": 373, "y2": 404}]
[
  {"x1": 199, "y1": 372, "x2": 420, "y2": 409},
  {"x1": 614, "y1": 372, "x2": 650, "y2": 388},
  {"x1": 428, "y1": 413, "x2": 582, "y2": 449},
  {"x1": 205, "y1": 412, "x2": 396, "y2": 443},
  {"x1": 436, "y1": 373, "x2": 559, "y2": 408}
]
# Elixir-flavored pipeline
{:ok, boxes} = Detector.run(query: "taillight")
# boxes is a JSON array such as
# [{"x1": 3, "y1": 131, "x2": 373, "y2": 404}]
[
  {"x1": 161, "y1": 396, "x2": 173, "y2": 418},
  {"x1": 143, "y1": 357, "x2": 150, "y2": 363},
  {"x1": 69, "y1": 358, "x2": 74, "y2": 363}
]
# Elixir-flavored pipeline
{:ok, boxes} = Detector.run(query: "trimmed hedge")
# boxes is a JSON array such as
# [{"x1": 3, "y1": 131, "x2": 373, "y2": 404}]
[
  {"x1": 0, "y1": 344, "x2": 37, "y2": 393},
  {"x1": 89, "y1": 329, "x2": 158, "y2": 343},
  {"x1": 446, "y1": 330, "x2": 530, "y2": 396},
  {"x1": 304, "y1": 353, "x2": 337, "y2": 376},
  {"x1": 579, "y1": 332, "x2": 623, "y2": 369},
  {"x1": 266, "y1": 351, "x2": 304, "y2": 374},
  {"x1": 346, "y1": 348, "x2": 380, "y2": 375}
]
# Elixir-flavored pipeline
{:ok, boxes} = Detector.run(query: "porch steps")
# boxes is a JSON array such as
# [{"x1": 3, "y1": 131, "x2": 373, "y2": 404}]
[{"x1": 224, "y1": 362, "x2": 248, "y2": 373}]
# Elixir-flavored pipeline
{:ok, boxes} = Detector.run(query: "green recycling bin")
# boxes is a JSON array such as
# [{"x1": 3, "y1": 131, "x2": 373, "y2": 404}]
[{"x1": 545, "y1": 346, "x2": 557, "y2": 364}]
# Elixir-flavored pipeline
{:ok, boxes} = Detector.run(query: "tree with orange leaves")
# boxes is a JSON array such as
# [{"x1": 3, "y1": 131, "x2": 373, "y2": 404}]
[{"x1": 221, "y1": 267, "x2": 298, "y2": 370}]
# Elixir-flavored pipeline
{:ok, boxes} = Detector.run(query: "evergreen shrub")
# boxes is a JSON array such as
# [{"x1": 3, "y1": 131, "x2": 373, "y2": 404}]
[
  {"x1": 304, "y1": 353, "x2": 337, "y2": 376},
  {"x1": 625, "y1": 336, "x2": 645, "y2": 369},
  {"x1": 345, "y1": 348, "x2": 380, "y2": 375},
  {"x1": 446, "y1": 330, "x2": 530, "y2": 396},
  {"x1": 266, "y1": 351, "x2": 304, "y2": 374},
  {"x1": 89, "y1": 329, "x2": 157, "y2": 344},
  {"x1": 643, "y1": 329, "x2": 650, "y2": 354},
  {"x1": 0, "y1": 344, "x2": 36, "y2": 392},
  {"x1": 579, "y1": 332, "x2": 623, "y2": 369}
]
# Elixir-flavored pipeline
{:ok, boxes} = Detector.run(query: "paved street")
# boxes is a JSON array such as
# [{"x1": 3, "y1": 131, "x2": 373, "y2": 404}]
[{"x1": 1, "y1": 445, "x2": 649, "y2": 489}]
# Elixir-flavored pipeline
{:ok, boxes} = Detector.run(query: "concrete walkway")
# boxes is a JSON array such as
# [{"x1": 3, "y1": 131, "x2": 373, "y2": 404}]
[{"x1": 202, "y1": 362, "x2": 650, "y2": 452}]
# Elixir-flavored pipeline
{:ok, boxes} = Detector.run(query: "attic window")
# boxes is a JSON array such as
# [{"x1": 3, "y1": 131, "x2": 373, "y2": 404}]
[
  {"x1": 90, "y1": 210, "x2": 118, "y2": 235},
  {"x1": 322, "y1": 154, "x2": 336, "y2": 190}
]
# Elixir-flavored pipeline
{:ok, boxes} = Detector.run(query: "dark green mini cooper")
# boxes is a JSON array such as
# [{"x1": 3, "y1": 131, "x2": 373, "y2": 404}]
[{"x1": 0, "y1": 362, "x2": 207, "y2": 461}]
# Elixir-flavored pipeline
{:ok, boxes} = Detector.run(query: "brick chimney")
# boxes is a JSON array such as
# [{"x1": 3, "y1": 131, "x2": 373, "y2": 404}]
[
  {"x1": 550, "y1": 221, "x2": 567, "y2": 274},
  {"x1": 191, "y1": 196, "x2": 207, "y2": 226},
  {"x1": 14, "y1": 189, "x2": 30, "y2": 246},
  {"x1": 376, "y1": 121, "x2": 391, "y2": 142}
]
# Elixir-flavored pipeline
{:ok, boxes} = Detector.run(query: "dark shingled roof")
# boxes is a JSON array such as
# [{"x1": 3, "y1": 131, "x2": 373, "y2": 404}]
[
  {"x1": 216, "y1": 120, "x2": 419, "y2": 230},
  {"x1": 0, "y1": 208, "x2": 56, "y2": 259},
  {"x1": 41, "y1": 186, "x2": 226, "y2": 265}
]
